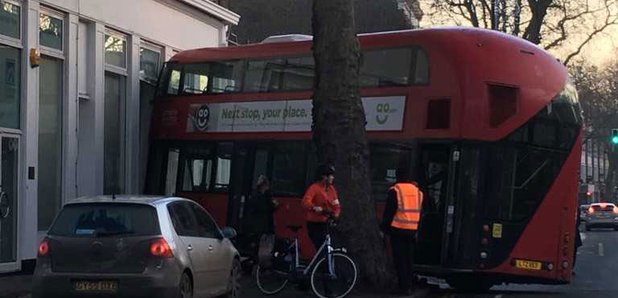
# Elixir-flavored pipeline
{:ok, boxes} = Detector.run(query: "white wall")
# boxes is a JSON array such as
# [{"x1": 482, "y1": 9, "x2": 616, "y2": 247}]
[
  {"x1": 43, "y1": 0, "x2": 228, "y2": 49},
  {"x1": 10, "y1": 0, "x2": 237, "y2": 265}
]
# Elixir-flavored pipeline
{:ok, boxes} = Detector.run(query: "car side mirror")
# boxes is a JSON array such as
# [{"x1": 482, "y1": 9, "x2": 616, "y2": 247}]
[{"x1": 221, "y1": 227, "x2": 237, "y2": 239}]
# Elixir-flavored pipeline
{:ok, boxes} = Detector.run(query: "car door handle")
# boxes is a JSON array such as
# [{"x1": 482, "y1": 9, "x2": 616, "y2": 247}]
[
  {"x1": 208, "y1": 245, "x2": 213, "y2": 252},
  {"x1": 187, "y1": 245, "x2": 193, "y2": 251}
]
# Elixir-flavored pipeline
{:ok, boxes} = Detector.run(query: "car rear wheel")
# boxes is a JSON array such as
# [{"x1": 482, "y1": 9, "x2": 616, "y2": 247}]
[
  {"x1": 223, "y1": 259, "x2": 242, "y2": 298},
  {"x1": 179, "y1": 272, "x2": 193, "y2": 298}
]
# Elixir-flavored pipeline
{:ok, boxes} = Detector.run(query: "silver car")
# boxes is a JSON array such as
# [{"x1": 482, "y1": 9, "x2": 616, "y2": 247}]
[
  {"x1": 585, "y1": 203, "x2": 618, "y2": 231},
  {"x1": 32, "y1": 196, "x2": 241, "y2": 298}
]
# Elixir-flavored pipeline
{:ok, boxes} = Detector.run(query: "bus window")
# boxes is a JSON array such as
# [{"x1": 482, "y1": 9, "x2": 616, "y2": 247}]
[
  {"x1": 214, "y1": 142, "x2": 233, "y2": 191},
  {"x1": 361, "y1": 48, "x2": 413, "y2": 87},
  {"x1": 252, "y1": 148, "x2": 270, "y2": 185},
  {"x1": 414, "y1": 48, "x2": 429, "y2": 84},
  {"x1": 165, "y1": 148, "x2": 180, "y2": 196},
  {"x1": 181, "y1": 158, "x2": 213, "y2": 192},
  {"x1": 282, "y1": 56, "x2": 314, "y2": 91},
  {"x1": 272, "y1": 142, "x2": 307, "y2": 196},
  {"x1": 182, "y1": 63, "x2": 209, "y2": 94},
  {"x1": 370, "y1": 144, "x2": 413, "y2": 201},
  {"x1": 209, "y1": 61, "x2": 243, "y2": 93}
]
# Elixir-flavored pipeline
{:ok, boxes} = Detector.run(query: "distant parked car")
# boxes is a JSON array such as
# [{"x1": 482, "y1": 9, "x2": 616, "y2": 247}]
[
  {"x1": 32, "y1": 196, "x2": 241, "y2": 298},
  {"x1": 585, "y1": 203, "x2": 618, "y2": 231},
  {"x1": 580, "y1": 204, "x2": 590, "y2": 223}
]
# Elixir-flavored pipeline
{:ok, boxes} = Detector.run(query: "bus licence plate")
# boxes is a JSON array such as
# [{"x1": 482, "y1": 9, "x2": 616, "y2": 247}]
[
  {"x1": 73, "y1": 280, "x2": 118, "y2": 292},
  {"x1": 515, "y1": 260, "x2": 542, "y2": 271}
]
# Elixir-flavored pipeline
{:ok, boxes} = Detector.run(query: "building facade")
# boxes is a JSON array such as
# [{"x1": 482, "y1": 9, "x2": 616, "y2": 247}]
[{"x1": 0, "y1": 0, "x2": 239, "y2": 273}]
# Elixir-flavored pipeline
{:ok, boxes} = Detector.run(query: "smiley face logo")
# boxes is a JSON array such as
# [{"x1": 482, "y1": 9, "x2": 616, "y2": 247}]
[{"x1": 194, "y1": 105, "x2": 210, "y2": 131}]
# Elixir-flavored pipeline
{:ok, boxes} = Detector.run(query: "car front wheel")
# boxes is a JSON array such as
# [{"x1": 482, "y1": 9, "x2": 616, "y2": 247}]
[{"x1": 222, "y1": 259, "x2": 242, "y2": 298}]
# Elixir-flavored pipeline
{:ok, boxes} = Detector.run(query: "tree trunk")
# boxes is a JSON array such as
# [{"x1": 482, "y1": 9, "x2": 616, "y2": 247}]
[
  {"x1": 522, "y1": 0, "x2": 552, "y2": 44},
  {"x1": 311, "y1": 0, "x2": 395, "y2": 288}
]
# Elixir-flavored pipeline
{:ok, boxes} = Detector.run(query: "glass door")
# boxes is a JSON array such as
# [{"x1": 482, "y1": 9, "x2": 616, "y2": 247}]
[{"x1": 0, "y1": 135, "x2": 19, "y2": 272}]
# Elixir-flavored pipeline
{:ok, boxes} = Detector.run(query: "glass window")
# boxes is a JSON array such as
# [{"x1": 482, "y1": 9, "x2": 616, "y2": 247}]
[
  {"x1": 165, "y1": 148, "x2": 180, "y2": 196},
  {"x1": 243, "y1": 58, "x2": 285, "y2": 92},
  {"x1": 209, "y1": 61, "x2": 243, "y2": 93},
  {"x1": 414, "y1": 49, "x2": 429, "y2": 84},
  {"x1": 180, "y1": 152, "x2": 214, "y2": 193},
  {"x1": 182, "y1": 63, "x2": 209, "y2": 94},
  {"x1": 282, "y1": 56, "x2": 314, "y2": 91},
  {"x1": 38, "y1": 57, "x2": 63, "y2": 230},
  {"x1": 0, "y1": 2, "x2": 20, "y2": 39},
  {"x1": 49, "y1": 204, "x2": 160, "y2": 237},
  {"x1": 361, "y1": 48, "x2": 412, "y2": 87},
  {"x1": 215, "y1": 143, "x2": 233, "y2": 191},
  {"x1": 168, "y1": 202, "x2": 199, "y2": 237},
  {"x1": 0, "y1": 46, "x2": 20, "y2": 128},
  {"x1": 105, "y1": 33, "x2": 126, "y2": 68},
  {"x1": 189, "y1": 203, "x2": 219, "y2": 238},
  {"x1": 104, "y1": 73, "x2": 126, "y2": 195},
  {"x1": 39, "y1": 13, "x2": 63, "y2": 50},
  {"x1": 271, "y1": 142, "x2": 307, "y2": 196},
  {"x1": 370, "y1": 144, "x2": 412, "y2": 201},
  {"x1": 140, "y1": 47, "x2": 161, "y2": 84}
]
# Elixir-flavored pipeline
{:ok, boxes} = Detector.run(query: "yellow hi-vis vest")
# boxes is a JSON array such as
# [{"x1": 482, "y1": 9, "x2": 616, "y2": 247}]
[{"x1": 390, "y1": 183, "x2": 423, "y2": 231}]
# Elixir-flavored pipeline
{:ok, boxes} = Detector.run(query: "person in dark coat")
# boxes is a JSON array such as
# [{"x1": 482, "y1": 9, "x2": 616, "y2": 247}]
[{"x1": 244, "y1": 175, "x2": 277, "y2": 235}]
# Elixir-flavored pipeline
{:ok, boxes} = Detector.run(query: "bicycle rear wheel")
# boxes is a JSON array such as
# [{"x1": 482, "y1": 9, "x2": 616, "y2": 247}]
[
  {"x1": 256, "y1": 265, "x2": 289, "y2": 295},
  {"x1": 310, "y1": 253, "x2": 358, "y2": 298}
]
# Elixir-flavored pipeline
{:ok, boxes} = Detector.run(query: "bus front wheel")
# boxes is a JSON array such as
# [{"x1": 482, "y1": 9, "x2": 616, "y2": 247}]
[{"x1": 446, "y1": 277, "x2": 493, "y2": 292}]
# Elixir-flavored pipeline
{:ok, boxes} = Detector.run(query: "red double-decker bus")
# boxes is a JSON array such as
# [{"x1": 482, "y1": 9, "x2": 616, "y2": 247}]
[{"x1": 145, "y1": 28, "x2": 583, "y2": 289}]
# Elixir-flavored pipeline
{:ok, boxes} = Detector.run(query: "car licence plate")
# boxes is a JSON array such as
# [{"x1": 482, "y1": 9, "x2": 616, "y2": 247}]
[
  {"x1": 514, "y1": 259, "x2": 542, "y2": 271},
  {"x1": 73, "y1": 280, "x2": 118, "y2": 292}
]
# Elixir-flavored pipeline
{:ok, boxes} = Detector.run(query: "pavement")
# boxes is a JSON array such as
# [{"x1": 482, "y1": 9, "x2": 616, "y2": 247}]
[{"x1": 1, "y1": 224, "x2": 617, "y2": 298}]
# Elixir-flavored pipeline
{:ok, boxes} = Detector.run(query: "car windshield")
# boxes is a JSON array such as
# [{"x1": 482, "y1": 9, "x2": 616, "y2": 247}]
[{"x1": 48, "y1": 203, "x2": 161, "y2": 237}]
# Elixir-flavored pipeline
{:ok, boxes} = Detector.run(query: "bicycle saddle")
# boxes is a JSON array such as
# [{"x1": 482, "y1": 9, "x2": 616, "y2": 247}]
[{"x1": 286, "y1": 225, "x2": 303, "y2": 232}]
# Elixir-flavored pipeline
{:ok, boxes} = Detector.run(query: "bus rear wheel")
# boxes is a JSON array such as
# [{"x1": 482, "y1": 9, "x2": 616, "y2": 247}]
[{"x1": 446, "y1": 277, "x2": 493, "y2": 292}]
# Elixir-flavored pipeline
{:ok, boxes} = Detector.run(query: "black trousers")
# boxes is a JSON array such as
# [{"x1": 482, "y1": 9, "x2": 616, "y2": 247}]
[
  {"x1": 390, "y1": 232, "x2": 416, "y2": 292},
  {"x1": 307, "y1": 222, "x2": 328, "y2": 252}
]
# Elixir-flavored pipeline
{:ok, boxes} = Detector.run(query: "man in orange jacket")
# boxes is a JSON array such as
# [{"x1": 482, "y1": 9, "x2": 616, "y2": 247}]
[
  {"x1": 381, "y1": 167, "x2": 423, "y2": 295},
  {"x1": 302, "y1": 164, "x2": 341, "y2": 251}
]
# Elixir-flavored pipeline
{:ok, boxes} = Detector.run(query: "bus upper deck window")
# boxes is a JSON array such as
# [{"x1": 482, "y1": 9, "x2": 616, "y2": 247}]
[
  {"x1": 414, "y1": 49, "x2": 429, "y2": 84},
  {"x1": 166, "y1": 69, "x2": 181, "y2": 95}
]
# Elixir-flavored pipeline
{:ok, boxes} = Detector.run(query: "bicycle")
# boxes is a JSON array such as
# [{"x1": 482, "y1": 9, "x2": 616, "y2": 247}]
[{"x1": 255, "y1": 217, "x2": 358, "y2": 298}]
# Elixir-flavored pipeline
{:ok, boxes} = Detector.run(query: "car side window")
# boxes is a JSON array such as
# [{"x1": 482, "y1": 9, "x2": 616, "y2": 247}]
[
  {"x1": 168, "y1": 202, "x2": 199, "y2": 237},
  {"x1": 189, "y1": 202, "x2": 220, "y2": 239}
]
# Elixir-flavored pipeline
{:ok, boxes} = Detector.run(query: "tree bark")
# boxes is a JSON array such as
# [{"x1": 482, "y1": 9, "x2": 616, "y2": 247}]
[
  {"x1": 312, "y1": 0, "x2": 395, "y2": 288},
  {"x1": 522, "y1": 0, "x2": 552, "y2": 44}
]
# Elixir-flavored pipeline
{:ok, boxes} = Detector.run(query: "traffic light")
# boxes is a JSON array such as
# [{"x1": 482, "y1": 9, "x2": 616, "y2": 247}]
[{"x1": 612, "y1": 129, "x2": 618, "y2": 145}]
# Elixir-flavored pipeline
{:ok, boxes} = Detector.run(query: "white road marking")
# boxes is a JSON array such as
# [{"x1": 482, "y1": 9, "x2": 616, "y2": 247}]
[{"x1": 598, "y1": 242, "x2": 604, "y2": 257}]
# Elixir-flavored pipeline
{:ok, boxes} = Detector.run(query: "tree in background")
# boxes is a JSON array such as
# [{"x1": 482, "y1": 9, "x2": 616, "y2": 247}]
[
  {"x1": 311, "y1": 0, "x2": 394, "y2": 288},
  {"x1": 570, "y1": 61, "x2": 618, "y2": 200},
  {"x1": 427, "y1": 0, "x2": 618, "y2": 65}
]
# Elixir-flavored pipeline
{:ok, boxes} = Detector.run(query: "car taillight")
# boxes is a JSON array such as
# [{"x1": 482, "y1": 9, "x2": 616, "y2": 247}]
[
  {"x1": 150, "y1": 238, "x2": 173, "y2": 258},
  {"x1": 38, "y1": 239, "x2": 49, "y2": 257}
]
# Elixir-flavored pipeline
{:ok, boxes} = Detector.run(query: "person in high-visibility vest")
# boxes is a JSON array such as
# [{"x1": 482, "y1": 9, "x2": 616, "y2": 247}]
[{"x1": 381, "y1": 167, "x2": 424, "y2": 295}]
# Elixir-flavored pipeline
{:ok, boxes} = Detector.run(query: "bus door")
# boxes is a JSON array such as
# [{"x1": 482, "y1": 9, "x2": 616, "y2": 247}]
[
  {"x1": 227, "y1": 143, "x2": 270, "y2": 233},
  {"x1": 442, "y1": 145, "x2": 484, "y2": 269},
  {"x1": 415, "y1": 144, "x2": 452, "y2": 266}
]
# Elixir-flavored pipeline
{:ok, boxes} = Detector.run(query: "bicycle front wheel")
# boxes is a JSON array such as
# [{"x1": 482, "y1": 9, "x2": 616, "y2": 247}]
[
  {"x1": 256, "y1": 265, "x2": 289, "y2": 295},
  {"x1": 310, "y1": 253, "x2": 358, "y2": 298}
]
